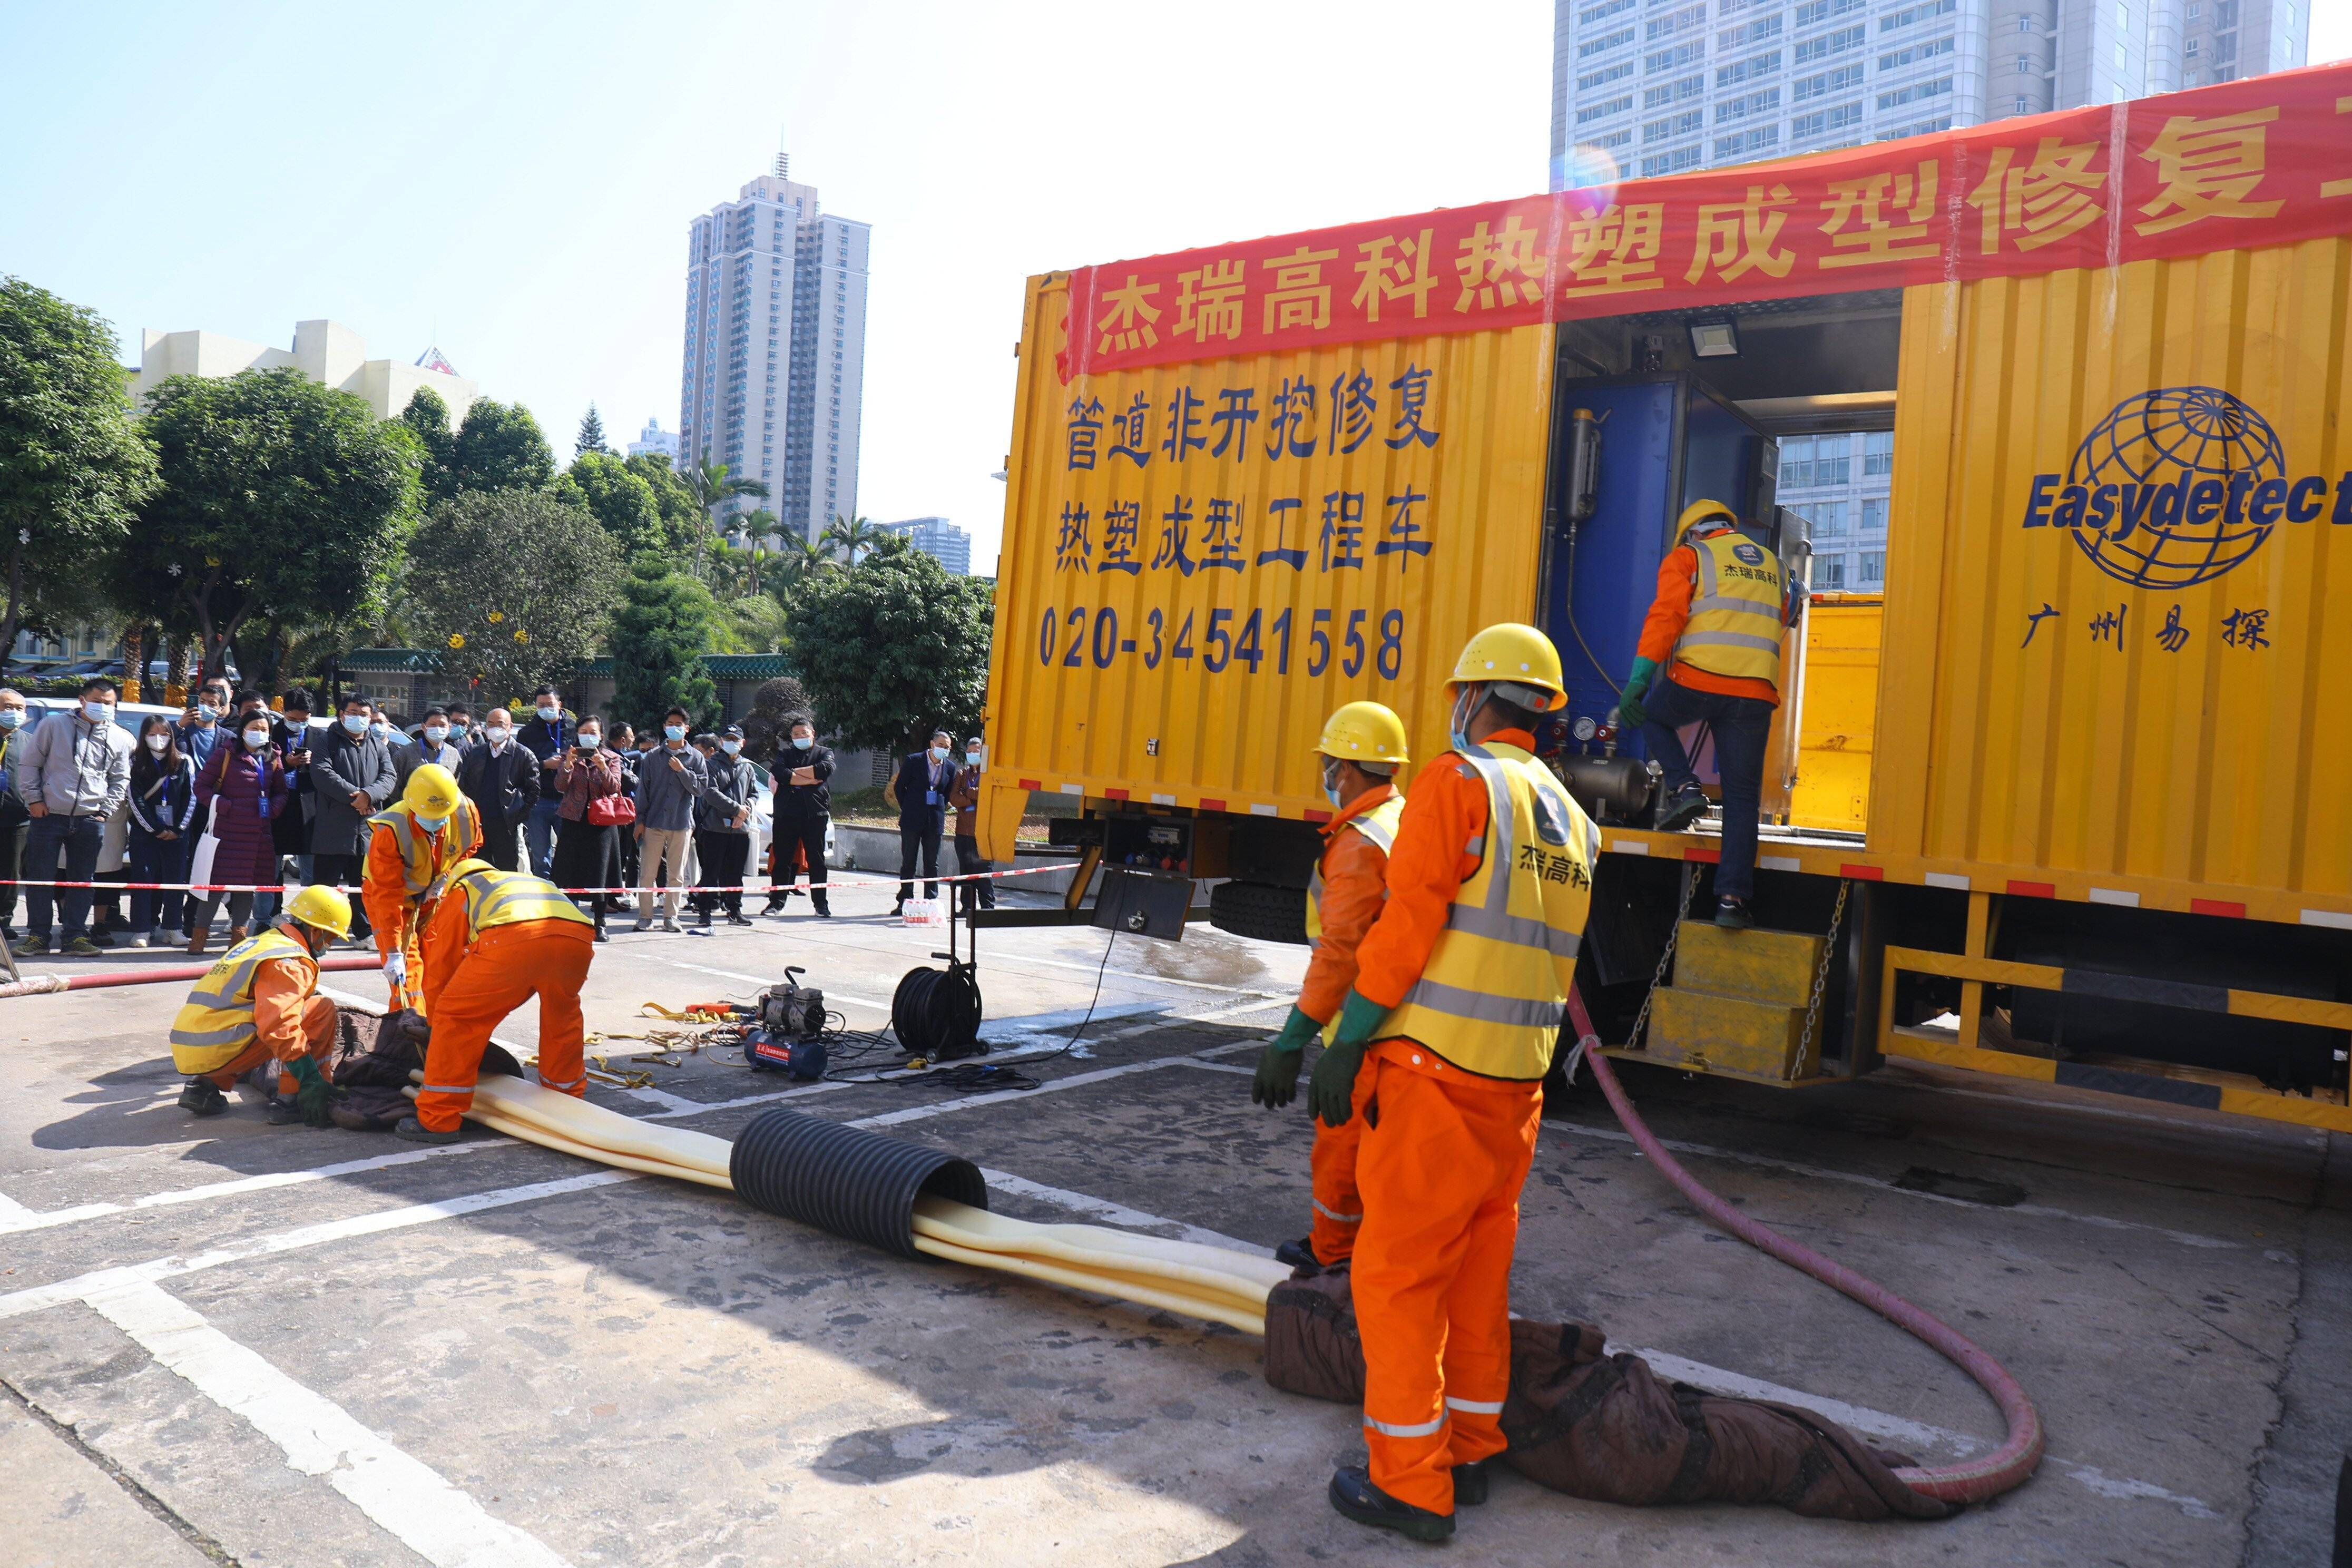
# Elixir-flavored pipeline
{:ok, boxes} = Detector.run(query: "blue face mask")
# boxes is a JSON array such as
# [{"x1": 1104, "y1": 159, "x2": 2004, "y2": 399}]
[
  {"x1": 792, "y1": 735, "x2": 812, "y2": 750},
  {"x1": 577, "y1": 734, "x2": 601, "y2": 751},
  {"x1": 83, "y1": 700, "x2": 113, "y2": 723},
  {"x1": 342, "y1": 714, "x2": 369, "y2": 735},
  {"x1": 0, "y1": 710, "x2": 19, "y2": 731},
  {"x1": 1447, "y1": 684, "x2": 1481, "y2": 754},
  {"x1": 664, "y1": 726, "x2": 685, "y2": 742},
  {"x1": 928, "y1": 746, "x2": 947, "y2": 764},
  {"x1": 537, "y1": 705, "x2": 560, "y2": 722},
  {"x1": 720, "y1": 740, "x2": 740, "y2": 756},
  {"x1": 1321, "y1": 761, "x2": 1344, "y2": 809},
  {"x1": 415, "y1": 812, "x2": 448, "y2": 830}
]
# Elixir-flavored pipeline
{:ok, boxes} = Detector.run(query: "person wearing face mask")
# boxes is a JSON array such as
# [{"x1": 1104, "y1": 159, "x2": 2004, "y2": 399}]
[
  {"x1": 178, "y1": 677, "x2": 234, "y2": 780},
  {"x1": 520, "y1": 685, "x2": 571, "y2": 879},
  {"x1": 633, "y1": 707, "x2": 708, "y2": 933},
  {"x1": 607, "y1": 723, "x2": 642, "y2": 897},
  {"x1": 946, "y1": 736, "x2": 995, "y2": 915},
  {"x1": 443, "y1": 703, "x2": 473, "y2": 747},
  {"x1": 306, "y1": 697, "x2": 396, "y2": 947},
  {"x1": 170, "y1": 885, "x2": 355, "y2": 1124},
  {"x1": 364, "y1": 763, "x2": 483, "y2": 1011},
  {"x1": 395, "y1": 705, "x2": 466, "y2": 788},
  {"x1": 1248, "y1": 702, "x2": 1409, "y2": 1275},
  {"x1": 1302, "y1": 626, "x2": 1595, "y2": 1544},
  {"x1": 271, "y1": 689, "x2": 318, "y2": 884},
  {"x1": 0, "y1": 688, "x2": 29, "y2": 942},
  {"x1": 186, "y1": 709, "x2": 289, "y2": 956},
  {"x1": 763, "y1": 714, "x2": 831, "y2": 918},
  {"x1": 456, "y1": 707, "x2": 540, "y2": 873},
  {"x1": 127, "y1": 716, "x2": 199, "y2": 947},
  {"x1": 689, "y1": 725, "x2": 756, "y2": 928},
  {"x1": 12, "y1": 679, "x2": 133, "y2": 958},
  {"x1": 888, "y1": 730, "x2": 957, "y2": 916},
  {"x1": 548, "y1": 720, "x2": 623, "y2": 938}
]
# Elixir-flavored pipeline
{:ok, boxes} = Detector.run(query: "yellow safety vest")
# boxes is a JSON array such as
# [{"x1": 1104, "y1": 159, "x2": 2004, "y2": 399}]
[
  {"x1": 367, "y1": 799, "x2": 482, "y2": 899},
  {"x1": 168, "y1": 928, "x2": 318, "y2": 1075},
  {"x1": 1305, "y1": 792, "x2": 1407, "y2": 1047},
  {"x1": 453, "y1": 867, "x2": 595, "y2": 940},
  {"x1": 1376, "y1": 742, "x2": 1598, "y2": 1081},
  {"x1": 1673, "y1": 529, "x2": 1786, "y2": 688}
]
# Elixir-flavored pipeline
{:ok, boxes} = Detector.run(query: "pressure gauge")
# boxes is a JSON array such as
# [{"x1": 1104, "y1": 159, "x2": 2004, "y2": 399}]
[{"x1": 1571, "y1": 715, "x2": 1598, "y2": 743}]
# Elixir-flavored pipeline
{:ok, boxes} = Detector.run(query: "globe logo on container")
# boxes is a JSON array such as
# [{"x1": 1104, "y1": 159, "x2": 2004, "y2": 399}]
[{"x1": 2019, "y1": 386, "x2": 2338, "y2": 590}]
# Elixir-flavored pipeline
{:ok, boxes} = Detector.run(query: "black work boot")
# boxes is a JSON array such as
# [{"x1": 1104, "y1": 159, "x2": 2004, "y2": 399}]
[
  {"x1": 394, "y1": 1116, "x2": 460, "y2": 1144},
  {"x1": 1654, "y1": 785, "x2": 1708, "y2": 833},
  {"x1": 1452, "y1": 1459, "x2": 1491, "y2": 1506},
  {"x1": 1714, "y1": 895, "x2": 1754, "y2": 930},
  {"x1": 1274, "y1": 1236, "x2": 1320, "y2": 1273},
  {"x1": 1329, "y1": 1466, "x2": 1454, "y2": 1543},
  {"x1": 264, "y1": 1096, "x2": 301, "y2": 1126},
  {"x1": 178, "y1": 1078, "x2": 228, "y2": 1117}
]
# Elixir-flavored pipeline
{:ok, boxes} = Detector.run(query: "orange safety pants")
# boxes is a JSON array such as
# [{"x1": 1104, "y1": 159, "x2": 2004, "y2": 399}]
[
  {"x1": 1308, "y1": 1065, "x2": 1374, "y2": 1265},
  {"x1": 1350, "y1": 1038, "x2": 1544, "y2": 1516},
  {"x1": 204, "y1": 997, "x2": 338, "y2": 1093},
  {"x1": 412, "y1": 920, "x2": 595, "y2": 1133}
]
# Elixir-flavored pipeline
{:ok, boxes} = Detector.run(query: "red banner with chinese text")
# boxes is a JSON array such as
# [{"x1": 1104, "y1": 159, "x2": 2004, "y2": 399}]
[{"x1": 1061, "y1": 61, "x2": 2352, "y2": 381}]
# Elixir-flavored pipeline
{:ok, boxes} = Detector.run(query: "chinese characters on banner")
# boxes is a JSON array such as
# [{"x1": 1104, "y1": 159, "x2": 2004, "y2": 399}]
[{"x1": 1060, "y1": 63, "x2": 2352, "y2": 381}]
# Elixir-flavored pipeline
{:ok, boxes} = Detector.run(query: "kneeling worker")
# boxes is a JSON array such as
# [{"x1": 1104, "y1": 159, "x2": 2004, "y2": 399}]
[
  {"x1": 1251, "y1": 700, "x2": 1408, "y2": 1272},
  {"x1": 171, "y1": 885, "x2": 355, "y2": 1125},
  {"x1": 1619, "y1": 499, "x2": 1795, "y2": 929},
  {"x1": 1310, "y1": 623, "x2": 1596, "y2": 1543},
  {"x1": 365, "y1": 762, "x2": 483, "y2": 1013},
  {"x1": 397, "y1": 858, "x2": 596, "y2": 1144}
]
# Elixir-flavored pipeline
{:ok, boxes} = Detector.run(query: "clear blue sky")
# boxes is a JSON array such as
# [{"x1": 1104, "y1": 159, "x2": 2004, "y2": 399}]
[{"x1": 5, "y1": 3, "x2": 2341, "y2": 576}]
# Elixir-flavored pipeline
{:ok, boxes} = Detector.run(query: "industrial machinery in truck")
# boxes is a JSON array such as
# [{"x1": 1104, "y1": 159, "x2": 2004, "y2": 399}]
[{"x1": 976, "y1": 60, "x2": 2352, "y2": 1136}]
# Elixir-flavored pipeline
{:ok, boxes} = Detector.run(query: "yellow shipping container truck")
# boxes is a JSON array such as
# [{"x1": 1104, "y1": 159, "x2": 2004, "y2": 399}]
[{"x1": 978, "y1": 65, "x2": 2352, "y2": 1133}]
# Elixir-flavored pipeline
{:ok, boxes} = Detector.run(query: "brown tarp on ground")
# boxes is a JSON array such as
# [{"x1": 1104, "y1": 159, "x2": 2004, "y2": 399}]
[{"x1": 1262, "y1": 1267, "x2": 1953, "y2": 1522}]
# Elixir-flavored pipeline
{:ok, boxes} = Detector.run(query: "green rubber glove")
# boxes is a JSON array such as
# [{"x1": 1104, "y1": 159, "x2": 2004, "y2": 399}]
[
  {"x1": 1251, "y1": 1006, "x2": 1320, "y2": 1109},
  {"x1": 286, "y1": 1054, "x2": 337, "y2": 1129},
  {"x1": 1619, "y1": 655, "x2": 1659, "y2": 728},
  {"x1": 1308, "y1": 991, "x2": 1389, "y2": 1127}
]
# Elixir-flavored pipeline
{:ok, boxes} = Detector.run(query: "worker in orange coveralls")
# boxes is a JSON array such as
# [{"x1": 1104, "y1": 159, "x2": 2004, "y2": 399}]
[
  {"x1": 363, "y1": 763, "x2": 482, "y2": 1014},
  {"x1": 395, "y1": 858, "x2": 596, "y2": 1145},
  {"x1": 1309, "y1": 623, "x2": 1597, "y2": 1544},
  {"x1": 169, "y1": 884, "x2": 356, "y2": 1125},
  {"x1": 1250, "y1": 701, "x2": 1409, "y2": 1273}
]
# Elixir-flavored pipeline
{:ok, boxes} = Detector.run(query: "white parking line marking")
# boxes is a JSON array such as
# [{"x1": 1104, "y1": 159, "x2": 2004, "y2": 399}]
[
  {"x1": 86, "y1": 1281, "x2": 577, "y2": 1566},
  {"x1": 0, "y1": 1141, "x2": 516, "y2": 1237}
]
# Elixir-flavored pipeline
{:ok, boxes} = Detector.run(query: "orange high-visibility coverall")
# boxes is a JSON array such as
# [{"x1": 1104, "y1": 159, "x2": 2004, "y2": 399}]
[
  {"x1": 1298, "y1": 783, "x2": 1396, "y2": 1266},
  {"x1": 203, "y1": 958, "x2": 338, "y2": 1093},
  {"x1": 410, "y1": 897, "x2": 595, "y2": 1134},
  {"x1": 1345, "y1": 726, "x2": 1547, "y2": 1517},
  {"x1": 362, "y1": 806, "x2": 482, "y2": 1014}
]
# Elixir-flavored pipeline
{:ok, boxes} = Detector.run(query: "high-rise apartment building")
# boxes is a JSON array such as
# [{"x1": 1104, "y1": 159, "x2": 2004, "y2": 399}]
[
  {"x1": 879, "y1": 516, "x2": 973, "y2": 576},
  {"x1": 678, "y1": 154, "x2": 870, "y2": 541},
  {"x1": 1550, "y1": 0, "x2": 2307, "y2": 189},
  {"x1": 627, "y1": 416, "x2": 679, "y2": 462}
]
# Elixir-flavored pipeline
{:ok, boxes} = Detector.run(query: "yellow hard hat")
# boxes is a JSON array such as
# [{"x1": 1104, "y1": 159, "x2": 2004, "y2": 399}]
[
  {"x1": 1313, "y1": 701, "x2": 1410, "y2": 768},
  {"x1": 402, "y1": 762, "x2": 462, "y2": 819},
  {"x1": 1674, "y1": 498, "x2": 1740, "y2": 544},
  {"x1": 285, "y1": 883, "x2": 353, "y2": 939},
  {"x1": 1447, "y1": 623, "x2": 1567, "y2": 712}
]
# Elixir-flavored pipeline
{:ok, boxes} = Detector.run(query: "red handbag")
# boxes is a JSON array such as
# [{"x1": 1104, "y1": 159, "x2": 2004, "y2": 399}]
[{"x1": 587, "y1": 793, "x2": 635, "y2": 827}]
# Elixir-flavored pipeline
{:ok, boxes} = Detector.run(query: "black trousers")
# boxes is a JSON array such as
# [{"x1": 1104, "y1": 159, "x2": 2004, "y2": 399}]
[
  {"x1": 478, "y1": 816, "x2": 523, "y2": 873},
  {"x1": 897, "y1": 814, "x2": 942, "y2": 903},
  {"x1": 954, "y1": 835, "x2": 995, "y2": 909},
  {"x1": 309, "y1": 854, "x2": 372, "y2": 940},
  {"x1": 691, "y1": 830, "x2": 748, "y2": 916},
  {"x1": 0, "y1": 812, "x2": 22, "y2": 930},
  {"x1": 768, "y1": 815, "x2": 829, "y2": 910}
]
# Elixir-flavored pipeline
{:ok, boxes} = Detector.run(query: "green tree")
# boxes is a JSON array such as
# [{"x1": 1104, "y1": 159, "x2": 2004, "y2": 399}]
[
  {"x1": 609, "y1": 558, "x2": 720, "y2": 728},
  {"x1": 820, "y1": 513, "x2": 887, "y2": 564},
  {"x1": 718, "y1": 593, "x2": 789, "y2": 655},
  {"x1": 768, "y1": 536, "x2": 835, "y2": 598},
  {"x1": 624, "y1": 452, "x2": 705, "y2": 557},
  {"x1": 399, "y1": 386, "x2": 459, "y2": 504},
  {"x1": 680, "y1": 455, "x2": 768, "y2": 572},
  {"x1": 129, "y1": 368, "x2": 420, "y2": 679},
  {"x1": 574, "y1": 403, "x2": 607, "y2": 459},
  {"x1": 554, "y1": 450, "x2": 664, "y2": 558},
  {"x1": 450, "y1": 398, "x2": 554, "y2": 493},
  {"x1": 783, "y1": 549, "x2": 994, "y2": 754},
  {"x1": 741, "y1": 674, "x2": 809, "y2": 759},
  {"x1": 404, "y1": 489, "x2": 623, "y2": 700},
  {"x1": 0, "y1": 277, "x2": 160, "y2": 672}
]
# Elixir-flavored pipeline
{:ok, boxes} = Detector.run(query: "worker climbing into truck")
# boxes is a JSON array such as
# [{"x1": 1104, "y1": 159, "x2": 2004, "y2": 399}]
[
  {"x1": 364, "y1": 762, "x2": 484, "y2": 1014},
  {"x1": 1251, "y1": 700, "x2": 1409, "y2": 1272},
  {"x1": 169, "y1": 884, "x2": 355, "y2": 1125},
  {"x1": 1306, "y1": 622, "x2": 1597, "y2": 1543},
  {"x1": 1619, "y1": 498, "x2": 1797, "y2": 929},
  {"x1": 396, "y1": 858, "x2": 597, "y2": 1144}
]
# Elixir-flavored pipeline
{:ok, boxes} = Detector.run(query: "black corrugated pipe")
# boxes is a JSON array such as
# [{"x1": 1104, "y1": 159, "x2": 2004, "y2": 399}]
[{"x1": 730, "y1": 1110, "x2": 990, "y2": 1260}]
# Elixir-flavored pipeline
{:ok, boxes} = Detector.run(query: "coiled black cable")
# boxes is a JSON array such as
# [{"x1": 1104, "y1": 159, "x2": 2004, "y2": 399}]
[{"x1": 890, "y1": 962, "x2": 984, "y2": 1061}]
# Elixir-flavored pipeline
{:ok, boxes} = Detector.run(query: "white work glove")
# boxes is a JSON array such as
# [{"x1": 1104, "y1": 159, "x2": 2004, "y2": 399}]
[{"x1": 383, "y1": 949, "x2": 407, "y2": 987}]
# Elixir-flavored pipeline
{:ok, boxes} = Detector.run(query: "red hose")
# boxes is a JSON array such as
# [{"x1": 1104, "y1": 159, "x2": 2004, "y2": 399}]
[
  {"x1": 1567, "y1": 992, "x2": 2045, "y2": 1504},
  {"x1": 1, "y1": 953, "x2": 384, "y2": 996}
]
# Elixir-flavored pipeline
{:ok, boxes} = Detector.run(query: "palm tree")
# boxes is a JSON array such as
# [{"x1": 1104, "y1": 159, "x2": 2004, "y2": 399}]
[
  {"x1": 770, "y1": 537, "x2": 835, "y2": 598},
  {"x1": 820, "y1": 514, "x2": 888, "y2": 565},
  {"x1": 682, "y1": 454, "x2": 770, "y2": 572}
]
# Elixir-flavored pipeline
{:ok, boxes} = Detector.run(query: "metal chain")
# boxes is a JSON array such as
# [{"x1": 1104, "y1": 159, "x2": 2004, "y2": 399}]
[
  {"x1": 1625, "y1": 867, "x2": 1700, "y2": 1053},
  {"x1": 1795, "y1": 878, "x2": 1853, "y2": 1078}
]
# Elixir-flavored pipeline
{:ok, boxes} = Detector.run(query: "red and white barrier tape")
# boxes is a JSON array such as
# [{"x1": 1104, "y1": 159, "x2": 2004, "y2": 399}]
[{"x1": 0, "y1": 861, "x2": 1088, "y2": 897}]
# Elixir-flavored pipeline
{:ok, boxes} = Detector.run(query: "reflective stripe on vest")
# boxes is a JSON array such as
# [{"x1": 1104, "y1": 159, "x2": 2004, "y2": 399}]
[
  {"x1": 1376, "y1": 742, "x2": 1595, "y2": 1082},
  {"x1": 1305, "y1": 792, "x2": 1405, "y2": 949},
  {"x1": 369, "y1": 800, "x2": 483, "y2": 899},
  {"x1": 168, "y1": 928, "x2": 317, "y2": 1075},
  {"x1": 457, "y1": 867, "x2": 594, "y2": 938},
  {"x1": 1673, "y1": 531, "x2": 1785, "y2": 686}
]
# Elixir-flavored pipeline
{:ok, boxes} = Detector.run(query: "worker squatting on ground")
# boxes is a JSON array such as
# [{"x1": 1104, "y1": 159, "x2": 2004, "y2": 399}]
[
  {"x1": 168, "y1": 885, "x2": 357, "y2": 1126},
  {"x1": 1251, "y1": 701, "x2": 1409, "y2": 1272},
  {"x1": 1307, "y1": 623, "x2": 1598, "y2": 1544},
  {"x1": 364, "y1": 762, "x2": 483, "y2": 1013},
  {"x1": 395, "y1": 859, "x2": 597, "y2": 1145},
  {"x1": 1618, "y1": 498, "x2": 1797, "y2": 930}
]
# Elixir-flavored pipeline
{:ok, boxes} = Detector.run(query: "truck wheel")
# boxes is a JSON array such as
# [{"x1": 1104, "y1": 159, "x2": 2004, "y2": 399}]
[{"x1": 1210, "y1": 880, "x2": 1309, "y2": 945}]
